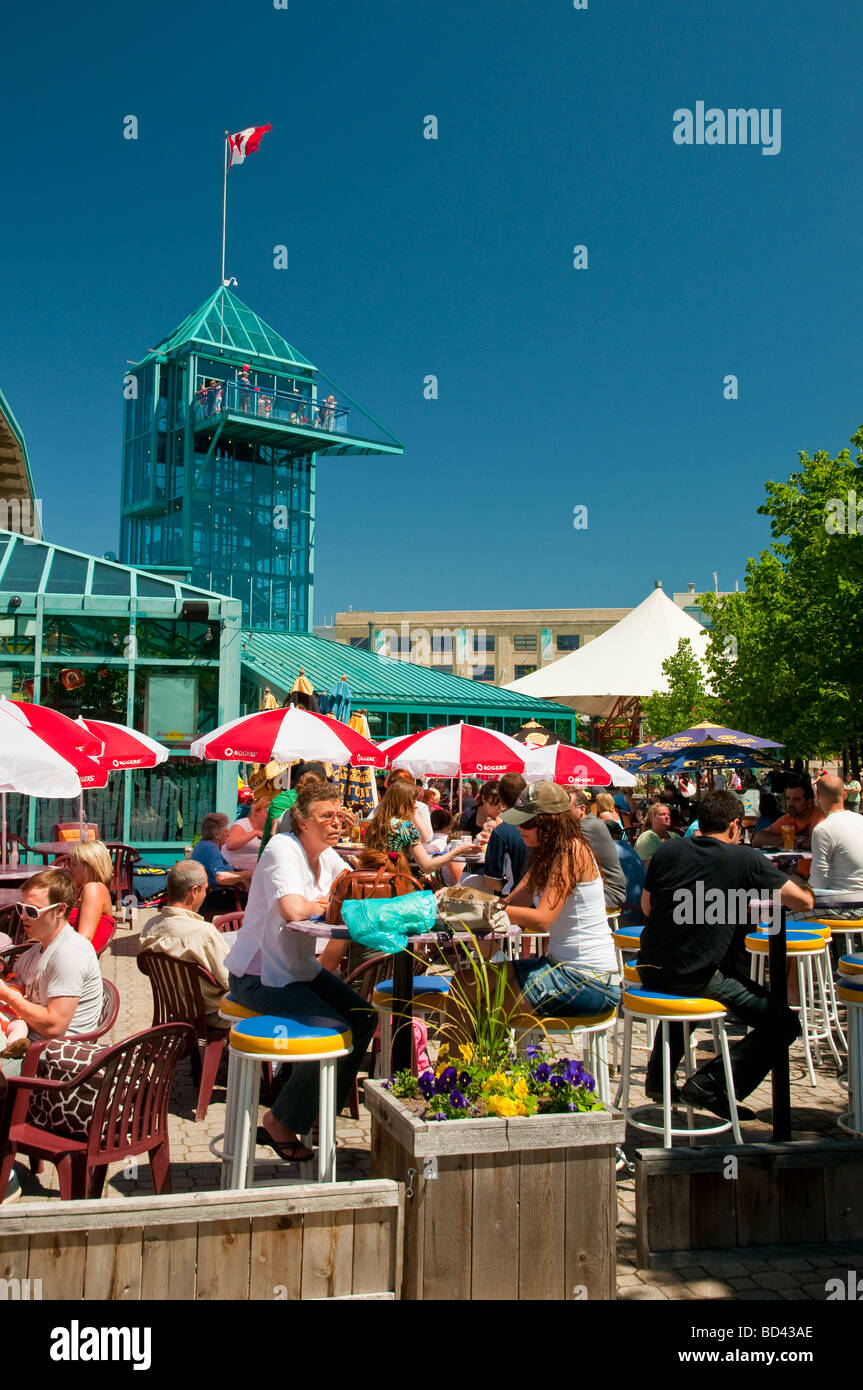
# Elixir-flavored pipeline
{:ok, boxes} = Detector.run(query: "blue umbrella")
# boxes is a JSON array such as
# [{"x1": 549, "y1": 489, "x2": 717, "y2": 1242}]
[{"x1": 326, "y1": 675, "x2": 353, "y2": 724}]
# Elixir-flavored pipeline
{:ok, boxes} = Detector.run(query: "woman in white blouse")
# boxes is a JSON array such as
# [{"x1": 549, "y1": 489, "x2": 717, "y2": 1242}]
[{"x1": 225, "y1": 782, "x2": 377, "y2": 1162}]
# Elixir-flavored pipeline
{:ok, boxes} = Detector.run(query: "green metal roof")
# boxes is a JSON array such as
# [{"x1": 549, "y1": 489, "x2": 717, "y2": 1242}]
[
  {"x1": 240, "y1": 629, "x2": 575, "y2": 716},
  {"x1": 138, "y1": 287, "x2": 316, "y2": 371}
]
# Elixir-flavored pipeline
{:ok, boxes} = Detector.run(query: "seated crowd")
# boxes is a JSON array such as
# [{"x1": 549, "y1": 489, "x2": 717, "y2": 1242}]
[{"x1": 1, "y1": 759, "x2": 861, "y2": 1194}]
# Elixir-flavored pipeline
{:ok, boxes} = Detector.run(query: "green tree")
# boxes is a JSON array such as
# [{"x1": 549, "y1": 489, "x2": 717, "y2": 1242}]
[
  {"x1": 701, "y1": 425, "x2": 863, "y2": 762},
  {"x1": 642, "y1": 638, "x2": 720, "y2": 740}
]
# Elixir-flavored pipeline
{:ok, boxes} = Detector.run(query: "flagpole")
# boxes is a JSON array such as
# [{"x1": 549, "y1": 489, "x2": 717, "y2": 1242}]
[{"x1": 220, "y1": 132, "x2": 229, "y2": 286}]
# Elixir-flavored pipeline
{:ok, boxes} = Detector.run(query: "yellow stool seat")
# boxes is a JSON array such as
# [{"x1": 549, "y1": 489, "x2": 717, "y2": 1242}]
[
  {"x1": 623, "y1": 987, "x2": 725, "y2": 1017},
  {"x1": 548, "y1": 1009, "x2": 617, "y2": 1029},
  {"x1": 228, "y1": 1014, "x2": 352, "y2": 1058},
  {"x1": 218, "y1": 994, "x2": 261, "y2": 1022},
  {"x1": 745, "y1": 930, "x2": 824, "y2": 954},
  {"x1": 839, "y1": 954, "x2": 863, "y2": 976},
  {"x1": 613, "y1": 927, "x2": 645, "y2": 951},
  {"x1": 372, "y1": 975, "x2": 451, "y2": 1013},
  {"x1": 837, "y1": 980, "x2": 863, "y2": 1006},
  {"x1": 623, "y1": 960, "x2": 641, "y2": 984},
  {"x1": 810, "y1": 918, "x2": 863, "y2": 930}
]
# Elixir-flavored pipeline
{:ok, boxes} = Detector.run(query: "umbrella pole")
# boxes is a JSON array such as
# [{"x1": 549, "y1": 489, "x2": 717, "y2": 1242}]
[{"x1": 1, "y1": 791, "x2": 6, "y2": 868}]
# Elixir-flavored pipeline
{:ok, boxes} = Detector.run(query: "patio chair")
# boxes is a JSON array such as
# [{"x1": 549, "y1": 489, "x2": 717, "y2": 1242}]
[
  {"x1": 3, "y1": 832, "x2": 51, "y2": 866},
  {"x1": 136, "y1": 951, "x2": 228, "y2": 1121},
  {"x1": 102, "y1": 842, "x2": 142, "y2": 916},
  {"x1": 52, "y1": 822, "x2": 100, "y2": 844},
  {"x1": 211, "y1": 911, "x2": 245, "y2": 934},
  {"x1": 74, "y1": 979, "x2": 121, "y2": 1044},
  {"x1": 0, "y1": 1023, "x2": 194, "y2": 1201}
]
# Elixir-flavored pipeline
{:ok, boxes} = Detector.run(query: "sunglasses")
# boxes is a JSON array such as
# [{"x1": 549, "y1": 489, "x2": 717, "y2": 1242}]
[
  {"x1": 15, "y1": 900, "x2": 62, "y2": 921},
  {"x1": 520, "y1": 817, "x2": 539, "y2": 830}
]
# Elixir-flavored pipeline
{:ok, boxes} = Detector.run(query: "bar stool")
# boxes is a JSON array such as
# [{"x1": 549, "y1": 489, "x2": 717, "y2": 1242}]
[
  {"x1": 612, "y1": 924, "x2": 645, "y2": 977},
  {"x1": 373, "y1": 975, "x2": 451, "y2": 1077},
  {"x1": 839, "y1": 952, "x2": 863, "y2": 978},
  {"x1": 808, "y1": 917, "x2": 863, "y2": 955},
  {"x1": 211, "y1": 1014, "x2": 352, "y2": 1189},
  {"x1": 516, "y1": 1009, "x2": 617, "y2": 1105},
  {"x1": 616, "y1": 985, "x2": 744, "y2": 1149},
  {"x1": 745, "y1": 929, "x2": 844, "y2": 1085},
  {"x1": 837, "y1": 977, "x2": 863, "y2": 1136}
]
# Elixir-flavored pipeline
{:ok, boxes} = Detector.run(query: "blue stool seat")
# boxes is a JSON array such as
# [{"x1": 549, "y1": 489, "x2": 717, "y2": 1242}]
[
  {"x1": 839, "y1": 954, "x2": 863, "y2": 976},
  {"x1": 623, "y1": 986, "x2": 725, "y2": 1016},
  {"x1": 229, "y1": 1013, "x2": 352, "y2": 1057},
  {"x1": 373, "y1": 975, "x2": 450, "y2": 1003}
]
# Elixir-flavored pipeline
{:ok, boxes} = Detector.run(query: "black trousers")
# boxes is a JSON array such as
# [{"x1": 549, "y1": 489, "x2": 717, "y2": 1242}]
[{"x1": 643, "y1": 964, "x2": 801, "y2": 1101}]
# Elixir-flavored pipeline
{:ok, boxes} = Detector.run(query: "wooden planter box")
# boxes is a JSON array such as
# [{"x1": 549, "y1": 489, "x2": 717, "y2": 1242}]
[
  {"x1": 635, "y1": 1138, "x2": 863, "y2": 1266},
  {"x1": 0, "y1": 1181, "x2": 403, "y2": 1301},
  {"x1": 366, "y1": 1080, "x2": 624, "y2": 1301}
]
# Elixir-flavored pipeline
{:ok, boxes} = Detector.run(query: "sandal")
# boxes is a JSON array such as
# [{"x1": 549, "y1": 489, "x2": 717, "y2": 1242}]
[{"x1": 256, "y1": 1126, "x2": 313, "y2": 1163}]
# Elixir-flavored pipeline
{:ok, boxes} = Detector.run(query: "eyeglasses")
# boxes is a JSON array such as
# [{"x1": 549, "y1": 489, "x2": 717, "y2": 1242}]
[
  {"x1": 313, "y1": 812, "x2": 343, "y2": 824},
  {"x1": 15, "y1": 900, "x2": 61, "y2": 921}
]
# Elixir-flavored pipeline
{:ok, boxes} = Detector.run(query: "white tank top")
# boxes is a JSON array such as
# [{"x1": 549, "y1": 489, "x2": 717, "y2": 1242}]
[{"x1": 535, "y1": 873, "x2": 616, "y2": 972}]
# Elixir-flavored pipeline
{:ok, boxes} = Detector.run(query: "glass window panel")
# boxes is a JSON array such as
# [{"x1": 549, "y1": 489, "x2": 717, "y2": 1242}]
[
  {"x1": 556, "y1": 634, "x2": 580, "y2": 652},
  {"x1": 136, "y1": 574, "x2": 177, "y2": 599},
  {"x1": 386, "y1": 711, "x2": 407, "y2": 737},
  {"x1": 409, "y1": 713, "x2": 428, "y2": 733},
  {"x1": 42, "y1": 616, "x2": 127, "y2": 658},
  {"x1": 130, "y1": 759, "x2": 216, "y2": 843},
  {"x1": 514, "y1": 664, "x2": 537, "y2": 679},
  {"x1": 513, "y1": 635, "x2": 537, "y2": 652},
  {"x1": 1, "y1": 539, "x2": 48, "y2": 592},
  {"x1": 0, "y1": 617, "x2": 36, "y2": 656},
  {"x1": 43, "y1": 550, "x2": 89, "y2": 596},
  {"x1": 91, "y1": 562, "x2": 131, "y2": 596}
]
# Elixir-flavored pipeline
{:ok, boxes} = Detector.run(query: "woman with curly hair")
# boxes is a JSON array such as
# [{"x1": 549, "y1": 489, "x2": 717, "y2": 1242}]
[
  {"x1": 483, "y1": 781, "x2": 620, "y2": 1020},
  {"x1": 363, "y1": 779, "x2": 474, "y2": 876}
]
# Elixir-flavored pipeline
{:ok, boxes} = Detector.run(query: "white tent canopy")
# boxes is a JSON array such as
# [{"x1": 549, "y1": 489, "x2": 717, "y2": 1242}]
[{"x1": 503, "y1": 586, "x2": 711, "y2": 716}]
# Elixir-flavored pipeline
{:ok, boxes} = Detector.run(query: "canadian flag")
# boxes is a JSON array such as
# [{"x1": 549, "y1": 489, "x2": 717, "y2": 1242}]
[{"x1": 228, "y1": 124, "x2": 271, "y2": 166}]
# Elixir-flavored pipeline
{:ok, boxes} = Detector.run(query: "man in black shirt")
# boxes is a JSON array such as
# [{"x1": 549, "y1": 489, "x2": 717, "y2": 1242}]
[{"x1": 639, "y1": 791, "x2": 813, "y2": 1118}]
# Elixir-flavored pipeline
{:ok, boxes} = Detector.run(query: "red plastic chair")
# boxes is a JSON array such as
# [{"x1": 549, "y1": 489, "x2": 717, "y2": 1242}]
[
  {"x1": 74, "y1": 980, "x2": 120, "y2": 1044},
  {"x1": 102, "y1": 842, "x2": 142, "y2": 914},
  {"x1": 0, "y1": 1023, "x2": 193, "y2": 1201},
  {"x1": 136, "y1": 951, "x2": 228, "y2": 1121},
  {"x1": 211, "y1": 911, "x2": 244, "y2": 934}
]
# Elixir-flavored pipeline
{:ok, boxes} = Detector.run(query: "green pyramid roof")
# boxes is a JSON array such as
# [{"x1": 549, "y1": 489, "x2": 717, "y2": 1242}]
[{"x1": 138, "y1": 287, "x2": 316, "y2": 371}]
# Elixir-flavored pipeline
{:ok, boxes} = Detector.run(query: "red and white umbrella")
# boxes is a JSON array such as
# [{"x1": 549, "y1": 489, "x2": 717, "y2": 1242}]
[
  {"x1": 381, "y1": 722, "x2": 532, "y2": 778},
  {"x1": 523, "y1": 742, "x2": 636, "y2": 788},
  {"x1": 190, "y1": 705, "x2": 382, "y2": 768},
  {"x1": 75, "y1": 718, "x2": 170, "y2": 784},
  {"x1": 0, "y1": 701, "x2": 105, "y2": 862}
]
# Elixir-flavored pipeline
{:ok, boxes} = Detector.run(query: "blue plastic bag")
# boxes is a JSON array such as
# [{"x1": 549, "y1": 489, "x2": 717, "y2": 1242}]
[{"x1": 340, "y1": 891, "x2": 437, "y2": 955}]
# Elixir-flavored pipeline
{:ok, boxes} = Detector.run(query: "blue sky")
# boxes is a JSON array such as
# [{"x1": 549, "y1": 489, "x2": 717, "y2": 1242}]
[{"x1": 1, "y1": 0, "x2": 860, "y2": 620}]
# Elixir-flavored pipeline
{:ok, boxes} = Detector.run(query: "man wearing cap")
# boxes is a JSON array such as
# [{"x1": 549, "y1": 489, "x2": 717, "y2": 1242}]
[{"x1": 238, "y1": 364, "x2": 252, "y2": 413}]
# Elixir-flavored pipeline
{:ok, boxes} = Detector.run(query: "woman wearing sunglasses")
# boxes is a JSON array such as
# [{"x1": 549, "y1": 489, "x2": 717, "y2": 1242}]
[
  {"x1": 0, "y1": 869, "x2": 104, "y2": 1050},
  {"x1": 489, "y1": 781, "x2": 621, "y2": 1021},
  {"x1": 224, "y1": 781, "x2": 377, "y2": 1163}
]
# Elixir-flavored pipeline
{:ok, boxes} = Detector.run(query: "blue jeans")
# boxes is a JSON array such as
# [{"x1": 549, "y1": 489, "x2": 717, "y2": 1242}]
[
  {"x1": 512, "y1": 956, "x2": 621, "y2": 1019},
  {"x1": 228, "y1": 969, "x2": 377, "y2": 1136}
]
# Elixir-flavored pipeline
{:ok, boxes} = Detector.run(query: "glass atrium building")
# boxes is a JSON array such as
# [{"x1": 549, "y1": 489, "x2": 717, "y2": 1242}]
[{"x1": 119, "y1": 287, "x2": 404, "y2": 631}]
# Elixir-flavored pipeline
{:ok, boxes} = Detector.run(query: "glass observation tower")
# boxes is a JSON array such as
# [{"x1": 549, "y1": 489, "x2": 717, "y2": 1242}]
[{"x1": 119, "y1": 286, "x2": 403, "y2": 630}]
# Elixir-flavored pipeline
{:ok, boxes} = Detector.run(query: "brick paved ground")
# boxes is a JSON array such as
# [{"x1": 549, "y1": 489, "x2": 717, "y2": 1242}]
[{"x1": 9, "y1": 910, "x2": 863, "y2": 1300}]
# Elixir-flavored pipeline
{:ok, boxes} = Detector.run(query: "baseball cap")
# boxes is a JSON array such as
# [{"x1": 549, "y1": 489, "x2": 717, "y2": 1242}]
[{"x1": 501, "y1": 780, "x2": 570, "y2": 824}]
